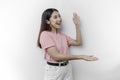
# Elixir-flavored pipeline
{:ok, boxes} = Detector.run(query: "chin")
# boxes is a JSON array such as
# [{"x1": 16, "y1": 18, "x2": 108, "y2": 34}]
[{"x1": 56, "y1": 26, "x2": 61, "y2": 29}]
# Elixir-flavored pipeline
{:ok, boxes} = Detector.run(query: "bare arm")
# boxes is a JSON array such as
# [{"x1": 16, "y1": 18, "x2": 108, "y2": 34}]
[
  {"x1": 71, "y1": 13, "x2": 82, "y2": 46},
  {"x1": 46, "y1": 46, "x2": 98, "y2": 61}
]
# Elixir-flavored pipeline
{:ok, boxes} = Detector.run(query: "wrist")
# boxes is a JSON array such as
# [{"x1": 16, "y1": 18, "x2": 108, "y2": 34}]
[{"x1": 75, "y1": 24, "x2": 80, "y2": 27}]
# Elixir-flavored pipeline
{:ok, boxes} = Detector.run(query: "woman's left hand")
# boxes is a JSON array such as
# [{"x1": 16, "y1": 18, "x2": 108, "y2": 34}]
[{"x1": 73, "y1": 13, "x2": 80, "y2": 25}]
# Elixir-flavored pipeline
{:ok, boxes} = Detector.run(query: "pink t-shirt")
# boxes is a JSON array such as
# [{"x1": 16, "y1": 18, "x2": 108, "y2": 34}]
[{"x1": 40, "y1": 31, "x2": 73, "y2": 62}]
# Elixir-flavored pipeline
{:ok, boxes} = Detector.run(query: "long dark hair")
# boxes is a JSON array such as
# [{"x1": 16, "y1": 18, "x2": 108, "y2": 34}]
[{"x1": 37, "y1": 8, "x2": 59, "y2": 48}]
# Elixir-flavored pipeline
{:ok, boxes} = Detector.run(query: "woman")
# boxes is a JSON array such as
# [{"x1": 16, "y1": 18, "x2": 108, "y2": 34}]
[{"x1": 37, "y1": 8, "x2": 98, "y2": 80}]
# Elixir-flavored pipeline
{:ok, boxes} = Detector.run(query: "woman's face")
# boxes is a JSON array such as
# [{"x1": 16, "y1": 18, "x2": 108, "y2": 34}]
[{"x1": 47, "y1": 11, "x2": 62, "y2": 29}]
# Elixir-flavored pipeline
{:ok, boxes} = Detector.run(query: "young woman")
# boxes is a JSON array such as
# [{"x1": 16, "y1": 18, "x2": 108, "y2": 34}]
[{"x1": 37, "y1": 8, "x2": 98, "y2": 80}]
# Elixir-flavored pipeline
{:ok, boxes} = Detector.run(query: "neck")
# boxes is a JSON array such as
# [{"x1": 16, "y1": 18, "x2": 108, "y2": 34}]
[{"x1": 51, "y1": 27, "x2": 57, "y2": 33}]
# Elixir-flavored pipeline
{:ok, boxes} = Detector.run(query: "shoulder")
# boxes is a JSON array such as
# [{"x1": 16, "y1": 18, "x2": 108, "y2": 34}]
[
  {"x1": 59, "y1": 32, "x2": 68, "y2": 38},
  {"x1": 59, "y1": 32, "x2": 73, "y2": 41},
  {"x1": 40, "y1": 31, "x2": 50, "y2": 39},
  {"x1": 59, "y1": 32, "x2": 66, "y2": 36},
  {"x1": 41, "y1": 31, "x2": 49, "y2": 35},
  {"x1": 40, "y1": 31, "x2": 51, "y2": 36}
]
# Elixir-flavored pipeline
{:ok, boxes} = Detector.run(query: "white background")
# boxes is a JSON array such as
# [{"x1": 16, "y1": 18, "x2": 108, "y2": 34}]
[{"x1": 0, "y1": 0, "x2": 120, "y2": 80}]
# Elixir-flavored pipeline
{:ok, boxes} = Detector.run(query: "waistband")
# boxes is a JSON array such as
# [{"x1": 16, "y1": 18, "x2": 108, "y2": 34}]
[{"x1": 47, "y1": 61, "x2": 69, "y2": 66}]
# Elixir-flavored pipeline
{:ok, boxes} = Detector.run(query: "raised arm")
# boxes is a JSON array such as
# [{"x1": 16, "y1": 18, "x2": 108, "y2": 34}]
[{"x1": 71, "y1": 13, "x2": 82, "y2": 46}]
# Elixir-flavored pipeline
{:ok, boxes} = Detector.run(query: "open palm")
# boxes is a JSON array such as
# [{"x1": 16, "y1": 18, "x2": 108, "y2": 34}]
[{"x1": 73, "y1": 13, "x2": 80, "y2": 25}]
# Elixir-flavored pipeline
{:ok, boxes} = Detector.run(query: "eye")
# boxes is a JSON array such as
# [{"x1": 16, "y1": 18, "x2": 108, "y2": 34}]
[
  {"x1": 58, "y1": 14, "x2": 61, "y2": 18},
  {"x1": 53, "y1": 15, "x2": 57, "y2": 19},
  {"x1": 53, "y1": 14, "x2": 61, "y2": 19}
]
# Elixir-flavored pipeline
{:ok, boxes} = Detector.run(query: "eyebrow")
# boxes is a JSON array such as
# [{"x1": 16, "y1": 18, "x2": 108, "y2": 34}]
[{"x1": 52, "y1": 14, "x2": 61, "y2": 17}]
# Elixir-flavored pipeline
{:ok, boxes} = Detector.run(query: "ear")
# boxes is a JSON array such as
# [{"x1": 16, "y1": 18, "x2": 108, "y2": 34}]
[{"x1": 46, "y1": 20, "x2": 50, "y2": 24}]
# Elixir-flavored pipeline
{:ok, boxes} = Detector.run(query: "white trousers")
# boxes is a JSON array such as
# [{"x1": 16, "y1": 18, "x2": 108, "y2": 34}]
[{"x1": 44, "y1": 61, "x2": 73, "y2": 80}]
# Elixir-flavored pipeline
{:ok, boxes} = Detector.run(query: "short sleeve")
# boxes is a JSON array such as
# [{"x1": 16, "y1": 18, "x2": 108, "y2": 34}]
[
  {"x1": 40, "y1": 32, "x2": 55, "y2": 50},
  {"x1": 65, "y1": 35, "x2": 74, "y2": 47},
  {"x1": 60, "y1": 33, "x2": 74, "y2": 47}
]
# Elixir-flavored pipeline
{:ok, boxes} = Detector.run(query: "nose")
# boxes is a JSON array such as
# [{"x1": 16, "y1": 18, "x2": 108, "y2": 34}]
[{"x1": 58, "y1": 17, "x2": 62, "y2": 22}]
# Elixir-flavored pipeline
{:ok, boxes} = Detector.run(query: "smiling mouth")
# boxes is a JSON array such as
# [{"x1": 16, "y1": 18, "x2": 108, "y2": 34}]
[{"x1": 56, "y1": 23, "x2": 61, "y2": 25}]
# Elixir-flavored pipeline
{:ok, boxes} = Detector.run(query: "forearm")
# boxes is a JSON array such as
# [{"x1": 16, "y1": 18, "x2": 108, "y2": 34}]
[
  {"x1": 75, "y1": 24, "x2": 82, "y2": 45},
  {"x1": 53, "y1": 53, "x2": 98, "y2": 62},
  {"x1": 73, "y1": 13, "x2": 82, "y2": 45},
  {"x1": 53, "y1": 54, "x2": 83, "y2": 61}
]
